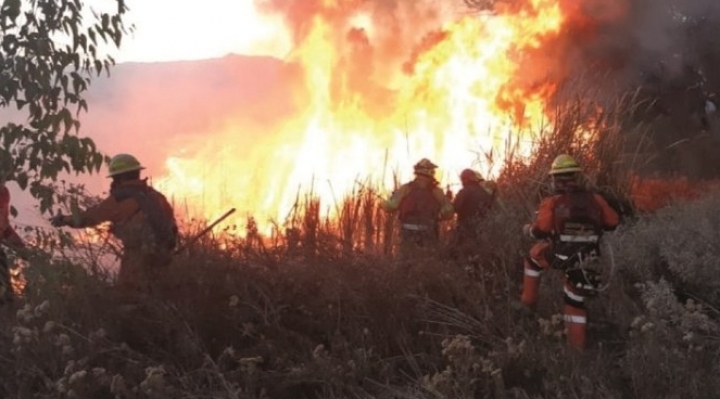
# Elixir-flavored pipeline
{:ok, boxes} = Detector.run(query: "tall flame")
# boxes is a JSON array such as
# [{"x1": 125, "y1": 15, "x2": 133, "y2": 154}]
[{"x1": 156, "y1": 0, "x2": 572, "y2": 232}]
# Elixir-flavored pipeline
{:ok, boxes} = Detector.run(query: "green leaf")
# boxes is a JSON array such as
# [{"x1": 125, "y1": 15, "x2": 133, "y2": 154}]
[
  {"x1": 59, "y1": 108, "x2": 74, "y2": 133},
  {"x1": 0, "y1": 0, "x2": 126, "y2": 214}
]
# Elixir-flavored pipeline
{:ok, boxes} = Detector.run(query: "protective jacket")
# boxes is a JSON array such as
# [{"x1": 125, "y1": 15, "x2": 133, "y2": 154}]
[
  {"x1": 521, "y1": 187, "x2": 620, "y2": 350},
  {"x1": 62, "y1": 179, "x2": 178, "y2": 290},
  {"x1": 66, "y1": 179, "x2": 177, "y2": 254},
  {"x1": 381, "y1": 176, "x2": 453, "y2": 229},
  {"x1": 528, "y1": 189, "x2": 618, "y2": 267},
  {"x1": 453, "y1": 182, "x2": 493, "y2": 229}
]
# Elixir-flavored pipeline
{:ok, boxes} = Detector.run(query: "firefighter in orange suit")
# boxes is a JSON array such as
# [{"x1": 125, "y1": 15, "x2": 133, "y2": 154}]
[
  {"x1": 51, "y1": 154, "x2": 178, "y2": 292},
  {"x1": 520, "y1": 154, "x2": 619, "y2": 350},
  {"x1": 0, "y1": 182, "x2": 26, "y2": 304},
  {"x1": 380, "y1": 158, "x2": 454, "y2": 255}
]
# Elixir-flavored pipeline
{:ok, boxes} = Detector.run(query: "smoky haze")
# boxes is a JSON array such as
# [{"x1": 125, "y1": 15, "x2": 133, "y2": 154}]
[
  {"x1": 553, "y1": 0, "x2": 720, "y2": 92},
  {"x1": 1, "y1": 54, "x2": 297, "y2": 226}
]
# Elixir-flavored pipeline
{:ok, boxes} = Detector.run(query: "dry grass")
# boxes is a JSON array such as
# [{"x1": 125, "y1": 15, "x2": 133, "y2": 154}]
[{"x1": 2, "y1": 93, "x2": 720, "y2": 399}]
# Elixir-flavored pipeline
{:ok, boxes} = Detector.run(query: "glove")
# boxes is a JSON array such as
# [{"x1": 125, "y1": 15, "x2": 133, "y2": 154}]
[{"x1": 49, "y1": 215, "x2": 68, "y2": 227}]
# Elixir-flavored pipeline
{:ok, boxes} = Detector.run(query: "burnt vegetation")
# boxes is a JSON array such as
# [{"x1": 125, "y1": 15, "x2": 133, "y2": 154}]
[{"x1": 2, "y1": 96, "x2": 720, "y2": 399}]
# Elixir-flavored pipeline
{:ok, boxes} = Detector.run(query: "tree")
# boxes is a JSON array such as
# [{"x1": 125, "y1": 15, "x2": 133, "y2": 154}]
[{"x1": 0, "y1": 0, "x2": 129, "y2": 215}]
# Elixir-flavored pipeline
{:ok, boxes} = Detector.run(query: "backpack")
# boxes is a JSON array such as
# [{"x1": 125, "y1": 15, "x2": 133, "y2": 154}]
[
  {"x1": 551, "y1": 191, "x2": 604, "y2": 267},
  {"x1": 111, "y1": 183, "x2": 178, "y2": 251},
  {"x1": 458, "y1": 184, "x2": 493, "y2": 222},
  {"x1": 398, "y1": 181, "x2": 441, "y2": 226}
]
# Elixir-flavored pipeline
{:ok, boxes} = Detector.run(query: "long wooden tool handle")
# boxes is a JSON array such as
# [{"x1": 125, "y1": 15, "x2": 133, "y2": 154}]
[{"x1": 174, "y1": 207, "x2": 237, "y2": 254}]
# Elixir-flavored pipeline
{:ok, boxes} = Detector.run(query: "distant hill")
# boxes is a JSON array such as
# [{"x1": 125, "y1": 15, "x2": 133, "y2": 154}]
[
  {"x1": 86, "y1": 54, "x2": 296, "y2": 128},
  {"x1": 3, "y1": 54, "x2": 297, "y2": 225},
  {"x1": 81, "y1": 54, "x2": 297, "y2": 174}
]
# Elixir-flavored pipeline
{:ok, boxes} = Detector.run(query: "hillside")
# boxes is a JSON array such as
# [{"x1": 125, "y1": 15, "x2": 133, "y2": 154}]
[{"x1": 2, "y1": 176, "x2": 719, "y2": 399}]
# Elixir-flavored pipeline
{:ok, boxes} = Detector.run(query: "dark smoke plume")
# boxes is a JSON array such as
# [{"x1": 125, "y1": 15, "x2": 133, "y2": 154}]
[{"x1": 531, "y1": 0, "x2": 719, "y2": 95}]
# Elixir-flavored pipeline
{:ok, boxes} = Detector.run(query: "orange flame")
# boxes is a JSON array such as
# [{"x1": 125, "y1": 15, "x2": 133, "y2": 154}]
[{"x1": 155, "y1": 0, "x2": 573, "y2": 233}]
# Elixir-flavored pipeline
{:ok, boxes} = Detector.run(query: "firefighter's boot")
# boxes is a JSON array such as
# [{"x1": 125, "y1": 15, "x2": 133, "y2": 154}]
[
  {"x1": 520, "y1": 257, "x2": 543, "y2": 308},
  {"x1": 563, "y1": 277, "x2": 588, "y2": 350}
]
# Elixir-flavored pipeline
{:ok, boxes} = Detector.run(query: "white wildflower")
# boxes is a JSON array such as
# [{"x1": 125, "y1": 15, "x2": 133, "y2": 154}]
[
  {"x1": 68, "y1": 370, "x2": 87, "y2": 385},
  {"x1": 89, "y1": 328, "x2": 107, "y2": 342},
  {"x1": 239, "y1": 356, "x2": 263, "y2": 374},
  {"x1": 221, "y1": 346, "x2": 236, "y2": 358},
  {"x1": 16, "y1": 304, "x2": 33, "y2": 323},
  {"x1": 55, "y1": 377, "x2": 68, "y2": 393},
  {"x1": 13, "y1": 326, "x2": 33, "y2": 338},
  {"x1": 92, "y1": 367, "x2": 107, "y2": 378},
  {"x1": 43, "y1": 321, "x2": 56, "y2": 334},
  {"x1": 34, "y1": 300, "x2": 51, "y2": 316},
  {"x1": 140, "y1": 366, "x2": 167, "y2": 394},
  {"x1": 110, "y1": 374, "x2": 127, "y2": 396},
  {"x1": 313, "y1": 344, "x2": 328, "y2": 360},
  {"x1": 64, "y1": 360, "x2": 77, "y2": 376}
]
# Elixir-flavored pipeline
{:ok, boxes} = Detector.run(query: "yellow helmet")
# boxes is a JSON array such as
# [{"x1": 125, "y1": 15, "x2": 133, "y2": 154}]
[
  {"x1": 549, "y1": 154, "x2": 582, "y2": 175},
  {"x1": 414, "y1": 158, "x2": 438, "y2": 177},
  {"x1": 107, "y1": 153, "x2": 145, "y2": 177}
]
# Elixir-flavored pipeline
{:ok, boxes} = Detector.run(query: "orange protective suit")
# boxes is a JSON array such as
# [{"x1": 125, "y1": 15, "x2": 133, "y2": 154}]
[
  {"x1": 521, "y1": 190, "x2": 619, "y2": 349},
  {"x1": 62, "y1": 179, "x2": 177, "y2": 291}
]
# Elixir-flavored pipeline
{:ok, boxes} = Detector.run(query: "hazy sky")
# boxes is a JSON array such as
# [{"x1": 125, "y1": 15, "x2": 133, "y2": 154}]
[
  {"x1": 7, "y1": 1, "x2": 292, "y2": 227},
  {"x1": 97, "y1": 0, "x2": 290, "y2": 62}
]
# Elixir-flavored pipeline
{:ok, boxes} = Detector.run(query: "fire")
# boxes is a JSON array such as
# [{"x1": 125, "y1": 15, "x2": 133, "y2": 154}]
[{"x1": 155, "y1": 0, "x2": 574, "y2": 233}]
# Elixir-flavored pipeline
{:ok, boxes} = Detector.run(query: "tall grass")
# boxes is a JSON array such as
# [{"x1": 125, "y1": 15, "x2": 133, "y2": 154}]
[{"x1": 2, "y1": 92, "x2": 720, "y2": 398}]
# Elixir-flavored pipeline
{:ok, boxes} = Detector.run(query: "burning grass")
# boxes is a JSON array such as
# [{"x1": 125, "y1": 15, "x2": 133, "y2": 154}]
[{"x1": 2, "y1": 99, "x2": 720, "y2": 398}]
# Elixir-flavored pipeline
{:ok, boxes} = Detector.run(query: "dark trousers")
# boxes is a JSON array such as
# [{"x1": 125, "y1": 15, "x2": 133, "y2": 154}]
[
  {"x1": 399, "y1": 226, "x2": 439, "y2": 259},
  {"x1": 0, "y1": 249, "x2": 12, "y2": 305}
]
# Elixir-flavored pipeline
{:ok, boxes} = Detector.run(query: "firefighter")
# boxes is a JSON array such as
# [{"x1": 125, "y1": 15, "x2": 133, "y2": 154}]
[
  {"x1": 452, "y1": 169, "x2": 494, "y2": 257},
  {"x1": 380, "y1": 158, "x2": 453, "y2": 256},
  {"x1": 0, "y1": 181, "x2": 26, "y2": 304},
  {"x1": 520, "y1": 154, "x2": 619, "y2": 350},
  {"x1": 50, "y1": 154, "x2": 178, "y2": 292}
]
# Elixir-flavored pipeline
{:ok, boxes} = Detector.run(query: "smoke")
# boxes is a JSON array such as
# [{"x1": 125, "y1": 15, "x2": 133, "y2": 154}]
[
  {"x1": 627, "y1": 0, "x2": 720, "y2": 66},
  {"x1": 515, "y1": 0, "x2": 720, "y2": 97}
]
